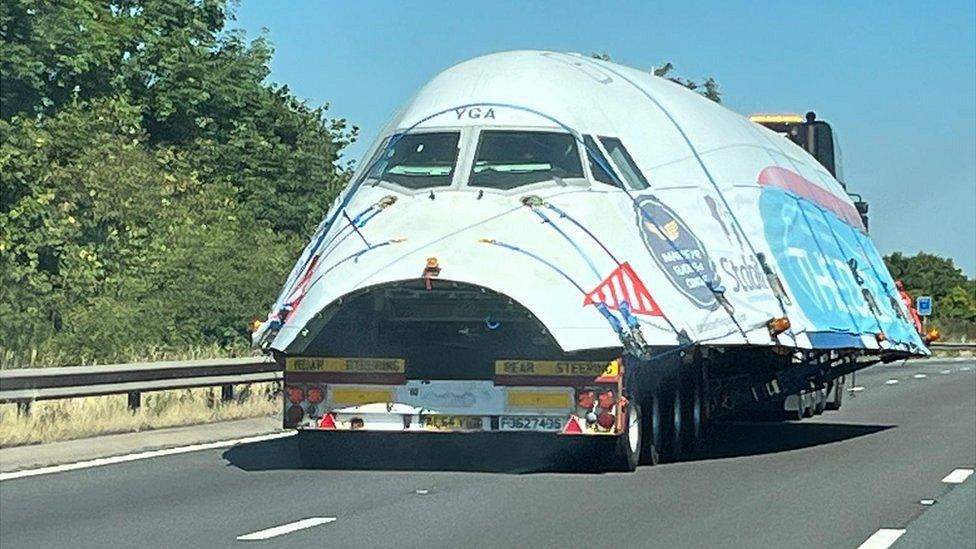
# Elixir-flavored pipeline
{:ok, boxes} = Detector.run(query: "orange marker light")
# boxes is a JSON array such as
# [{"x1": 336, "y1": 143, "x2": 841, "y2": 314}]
[
  {"x1": 767, "y1": 317, "x2": 791, "y2": 337},
  {"x1": 422, "y1": 257, "x2": 442, "y2": 290}
]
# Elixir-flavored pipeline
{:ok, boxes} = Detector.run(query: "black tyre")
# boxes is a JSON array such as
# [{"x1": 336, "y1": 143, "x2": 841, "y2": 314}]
[
  {"x1": 638, "y1": 391, "x2": 664, "y2": 466},
  {"x1": 671, "y1": 380, "x2": 686, "y2": 457},
  {"x1": 825, "y1": 378, "x2": 844, "y2": 411},
  {"x1": 615, "y1": 401, "x2": 642, "y2": 471},
  {"x1": 683, "y1": 365, "x2": 704, "y2": 454},
  {"x1": 670, "y1": 367, "x2": 703, "y2": 458},
  {"x1": 784, "y1": 395, "x2": 804, "y2": 421},
  {"x1": 802, "y1": 392, "x2": 815, "y2": 418},
  {"x1": 813, "y1": 389, "x2": 826, "y2": 415}
]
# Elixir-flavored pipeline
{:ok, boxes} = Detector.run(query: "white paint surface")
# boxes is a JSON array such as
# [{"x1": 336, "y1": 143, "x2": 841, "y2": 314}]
[
  {"x1": 912, "y1": 374, "x2": 927, "y2": 379},
  {"x1": 0, "y1": 431, "x2": 294, "y2": 482},
  {"x1": 857, "y1": 529, "x2": 906, "y2": 549},
  {"x1": 885, "y1": 379, "x2": 899, "y2": 385},
  {"x1": 941, "y1": 468, "x2": 974, "y2": 484},
  {"x1": 237, "y1": 517, "x2": 336, "y2": 541}
]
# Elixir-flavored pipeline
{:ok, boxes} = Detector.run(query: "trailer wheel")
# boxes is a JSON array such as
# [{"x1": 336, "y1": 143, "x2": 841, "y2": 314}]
[
  {"x1": 783, "y1": 394, "x2": 804, "y2": 421},
  {"x1": 825, "y1": 378, "x2": 844, "y2": 411},
  {"x1": 813, "y1": 389, "x2": 826, "y2": 415},
  {"x1": 802, "y1": 392, "x2": 815, "y2": 418},
  {"x1": 685, "y1": 365, "x2": 704, "y2": 453},
  {"x1": 638, "y1": 391, "x2": 664, "y2": 466},
  {"x1": 670, "y1": 367, "x2": 703, "y2": 457},
  {"x1": 616, "y1": 401, "x2": 642, "y2": 471}
]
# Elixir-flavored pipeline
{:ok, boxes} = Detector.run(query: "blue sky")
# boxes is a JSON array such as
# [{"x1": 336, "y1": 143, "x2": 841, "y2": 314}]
[{"x1": 235, "y1": 0, "x2": 975, "y2": 275}]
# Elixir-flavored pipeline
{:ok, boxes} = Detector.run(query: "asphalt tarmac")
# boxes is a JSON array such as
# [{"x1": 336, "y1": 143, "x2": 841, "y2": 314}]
[{"x1": 1, "y1": 358, "x2": 972, "y2": 548}]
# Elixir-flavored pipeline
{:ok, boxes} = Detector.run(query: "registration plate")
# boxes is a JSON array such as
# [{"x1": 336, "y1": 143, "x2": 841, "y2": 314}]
[
  {"x1": 423, "y1": 415, "x2": 484, "y2": 431},
  {"x1": 498, "y1": 416, "x2": 566, "y2": 432}
]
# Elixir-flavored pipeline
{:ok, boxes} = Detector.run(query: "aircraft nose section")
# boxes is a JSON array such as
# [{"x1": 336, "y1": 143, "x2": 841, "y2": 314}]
[{"x1": 269, "y1": 187, "x2": 667, "y2": 353}]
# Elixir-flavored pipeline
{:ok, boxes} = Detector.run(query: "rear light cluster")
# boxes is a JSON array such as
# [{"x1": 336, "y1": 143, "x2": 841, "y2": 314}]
[
  {"x1": 283, "y1": 384, "x2": 327, "y2": 427},
  {"x1": 574, "y1": 387, "x2": 620, "y2": 432}
]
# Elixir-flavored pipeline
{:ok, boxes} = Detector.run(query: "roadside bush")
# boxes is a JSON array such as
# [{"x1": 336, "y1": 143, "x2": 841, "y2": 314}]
[{"x1": 0, "y1": 0, "x2": 354, "y2": 367}]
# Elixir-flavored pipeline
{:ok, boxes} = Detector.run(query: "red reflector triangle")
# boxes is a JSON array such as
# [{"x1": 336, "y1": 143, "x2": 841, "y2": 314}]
[
  {"x1": 562, "y1": 415, "x2": 583, "y2": 434},
  {"x1": 319, "y1": 413, "x2": 337, "y2": 430},
  {"x1": 583, "y1": 262, "x2": 663, "y2": 317}
]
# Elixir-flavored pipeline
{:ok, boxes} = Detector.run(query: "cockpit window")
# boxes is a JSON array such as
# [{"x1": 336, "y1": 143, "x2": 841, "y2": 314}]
[
  {"x1": 583, "y1": 135, "x2": 622, "y2": 188},
  {"x1": 469, "y1": 131, "x2": 584, "y2": 190},
  {"x1": 366, "y1": 132, "x2": 460, "y2": 190},
  {"x1": 598, "y1": 136, "x2": 649, "y2": 190}
]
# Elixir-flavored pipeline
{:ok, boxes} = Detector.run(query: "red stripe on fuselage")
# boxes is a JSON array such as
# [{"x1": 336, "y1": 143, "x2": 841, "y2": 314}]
[{"x1": 757, "y1": 166, "x2": 865, "y2": 231}]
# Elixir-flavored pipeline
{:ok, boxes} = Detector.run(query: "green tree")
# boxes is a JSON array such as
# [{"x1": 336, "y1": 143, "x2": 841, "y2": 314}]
[
  {"x1": 1, "y1": 0, "x2": 353, "y2": 366},
  {"x1": 883, "y1": 252, "x2": 969, "y2": 302},
  {"x1": 883, "y1": 252, "x2": 976, "y2": 333}
]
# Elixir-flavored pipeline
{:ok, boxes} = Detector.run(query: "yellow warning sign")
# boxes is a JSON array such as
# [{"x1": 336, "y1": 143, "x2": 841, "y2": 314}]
[
  {"x1": 494, "y1": 360, "x2": 618, "y2": 377},
  {"x1": 285, "y1": 357, "x2": 405, "y2": 373}
]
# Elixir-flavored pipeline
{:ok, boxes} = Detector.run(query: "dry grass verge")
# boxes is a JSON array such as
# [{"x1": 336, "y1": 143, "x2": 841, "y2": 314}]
[
  {"x1": 0, "y1": 383, "x2": 280, "y2": 447},
  {"x1": 0, "y1": 343, "x2": 251, "y2": 370}
]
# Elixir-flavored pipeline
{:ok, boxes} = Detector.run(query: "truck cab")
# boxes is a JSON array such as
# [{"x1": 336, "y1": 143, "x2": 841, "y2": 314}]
[{"x1": 750, "y1": 112, "x2": 870, "y2": 231}]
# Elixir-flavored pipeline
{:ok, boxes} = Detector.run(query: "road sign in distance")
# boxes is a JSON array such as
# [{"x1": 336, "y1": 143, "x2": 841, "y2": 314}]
[{"x1": 916, "y1": 296, "x2": 933, "y2": 316}]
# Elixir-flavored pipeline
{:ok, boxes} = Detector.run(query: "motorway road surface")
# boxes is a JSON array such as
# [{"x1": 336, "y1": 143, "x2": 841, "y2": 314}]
[{"x1": 1, "y1": 358, "x2": 973, "y2": 548}]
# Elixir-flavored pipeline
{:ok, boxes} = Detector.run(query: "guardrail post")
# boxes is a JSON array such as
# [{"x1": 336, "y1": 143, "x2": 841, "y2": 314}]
[
  {"x1": 127, "y1": 391, "x2": 141, "y2": 410},
  {"x1": 16, "y1": 400, "x2": 31, "y2": 416},
  {"x1": 221, "y1": 384, "x2": 234, "y2": 402}
]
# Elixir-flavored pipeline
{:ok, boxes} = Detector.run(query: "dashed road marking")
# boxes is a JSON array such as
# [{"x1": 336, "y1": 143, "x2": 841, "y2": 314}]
[
  {"x1": 850, "y1": 386, "x2": 866, "y2": 392},
  {"x1": 961, "y1": 366, "x2": 972, "y2": 372},
  {"x1": 857, "y1": 528, "x2": 906, "y2": 549},
  {"x1": 941, "y1": 468, "x2": 974, "y2": 484},
  {"x1": 237, "y1": 517, "x2": 336, "y2": 541},
  {"x1": 0, "y1": 431, "x2": 295, "y2": 482},
  {"x1": 912, "y1": 374, "x2": 927, "y2": 379},
  {"x1": 940, "y1": 369, "x2": 952, "y2": 374},
  {"x1": 885, "y1": 379, "x2": 899, "y2": 385},
  {"x1": 919, "y1": 499, "x2": 936, "y2": 505}
]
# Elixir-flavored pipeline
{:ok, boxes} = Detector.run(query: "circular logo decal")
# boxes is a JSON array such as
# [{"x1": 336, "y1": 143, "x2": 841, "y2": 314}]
[{"x1": 634, "y1": 195, "x2": 720, "y2": 310}]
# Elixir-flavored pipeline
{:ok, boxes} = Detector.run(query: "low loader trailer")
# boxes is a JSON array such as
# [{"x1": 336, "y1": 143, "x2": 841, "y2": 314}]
[{"x1": 254, "y1": 52, "x2": 926, "y2": 471}]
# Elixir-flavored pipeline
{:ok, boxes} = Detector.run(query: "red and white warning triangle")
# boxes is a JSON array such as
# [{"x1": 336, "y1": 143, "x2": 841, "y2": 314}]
[{"x1": 583, "y1": 262, "x2": 663, "y2": 316}]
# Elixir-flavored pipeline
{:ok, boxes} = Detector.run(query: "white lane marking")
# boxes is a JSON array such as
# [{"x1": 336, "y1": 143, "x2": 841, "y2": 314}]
[
  {"x1": 961, "y1": 366, "x2": 972, "y2": 372},
  {"x1": 850, "y1": 386, "x2": 866, "y2": 392},
  {"x1": 941, "y1": 369, "x2": 952, "y2": 374},
  {"x1": 885, "y1": 379, "x2": 899, "y2": 385},
  {"x1": 0, "y1": 431, "x2": 295, "y2": 482},
  {"x1": 913, "y1": 374, "x2": 927, "y2": 379},
  {"x1": 857, "y1": 528, "x2": 906, "y2": 549},
  {"x1": 919, "y1": 499, "x2": 936, "y2": 505},
  {"x1": 941, "y1": 468, "x2": 974, "y2": 484},
  {"x1": 237, "y1": 517, "x2": 336, "y2": 541},
  {"x1": 415, "y1": 489, "x2": 430, "y2": 495}
]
